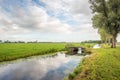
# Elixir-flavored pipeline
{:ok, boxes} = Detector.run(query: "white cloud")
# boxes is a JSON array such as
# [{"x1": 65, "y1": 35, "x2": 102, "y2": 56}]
[
  {"x1": 0, "y1": 0, "x2": 102, "y2": 41},
  {"x1": 4, "y1": 5, "x2": 72, "y2": 34},
  {"x1": 41, "y1": 0, "x2": 91, "y2": 21}
]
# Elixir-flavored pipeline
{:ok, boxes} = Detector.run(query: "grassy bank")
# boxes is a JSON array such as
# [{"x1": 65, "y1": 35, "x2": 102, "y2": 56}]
[
  {"x1": 0, "y1": 43, "x2": 66, "y2": 62},
  {"x1": 67, "y1": 47, "x2": 120, "y2": 80}
]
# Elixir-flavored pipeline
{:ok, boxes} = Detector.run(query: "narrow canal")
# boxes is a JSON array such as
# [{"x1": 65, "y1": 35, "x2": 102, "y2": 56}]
[{"x1": 0, "y1": 52, "x2": 84, "y2": 80}]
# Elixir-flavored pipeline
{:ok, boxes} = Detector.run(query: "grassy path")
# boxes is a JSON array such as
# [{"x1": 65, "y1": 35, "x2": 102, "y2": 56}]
[{"x1": 67, "y1": 47, "x2": 120, "y2": 80}]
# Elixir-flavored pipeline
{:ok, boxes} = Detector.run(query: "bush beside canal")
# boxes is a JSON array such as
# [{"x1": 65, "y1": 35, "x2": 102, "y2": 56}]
[{"x1": 66, "y1": 47, "x2": 120, "y2": 80}]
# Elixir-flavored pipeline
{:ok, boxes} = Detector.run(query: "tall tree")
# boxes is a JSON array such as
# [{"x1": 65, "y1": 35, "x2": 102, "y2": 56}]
[
  {"x1": 89, "y1": 0, "x2": 120, "y2": 48},
  {"x1": 98, "y1": 28, "x2": 111, "y2": 43}
]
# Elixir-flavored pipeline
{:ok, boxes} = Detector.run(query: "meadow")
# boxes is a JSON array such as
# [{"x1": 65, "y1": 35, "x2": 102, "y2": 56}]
[
  {"x1": 0, "y1": 43, "x2": 95, "y2": 62},
  {"x1": 0, "y1": 42, "x2": 97, "y2": 62},
  {"x1": 0, "y1": 43, "x2": 66, "y2": 62},
  {"x1": 67, "y1": 47, "x2": 120, "y2": 80}
]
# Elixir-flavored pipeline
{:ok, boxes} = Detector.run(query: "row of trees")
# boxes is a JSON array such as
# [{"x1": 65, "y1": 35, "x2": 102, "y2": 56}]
[
  {"x1": 0, "y1": 40, "x2": 25, "y2": 43},
  {"x1": 0, "y1": 40, "x2": 38, "y2": 43},
  {"x1": 0, "y1": 40, "x2": 68, "y2": 43},
  {"x1": 89, "y1": 0, "x2": 120, "y2": 48},
  {"x1": 81, "y1": 40, "x2": 101, "y2": 44}
]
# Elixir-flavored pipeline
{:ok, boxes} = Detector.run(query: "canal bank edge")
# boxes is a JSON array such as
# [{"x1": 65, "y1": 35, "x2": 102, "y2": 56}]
[{"x1": 65, "y1": 47, "x2": 120, "y2": 80}]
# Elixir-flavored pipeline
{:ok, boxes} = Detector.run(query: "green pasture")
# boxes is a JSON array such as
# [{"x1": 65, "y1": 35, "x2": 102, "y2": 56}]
[{"x1": 0, "y1": 43, "x2": 65, "y2": 62}]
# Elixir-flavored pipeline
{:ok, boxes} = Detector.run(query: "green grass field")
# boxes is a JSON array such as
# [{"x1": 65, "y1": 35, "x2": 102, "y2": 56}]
[
  {"x1": 0, "y1": 43, "x2": 66, "y2": 62},
  {"x1": 0, "y1": 43, "x2": 96, "y2": 62},
  {"x1": 0, "y1": 43, "x2": 95, "y2": 62},
  {"x1": 67, "y1": 47, "x2": 120, "y2": 80}
]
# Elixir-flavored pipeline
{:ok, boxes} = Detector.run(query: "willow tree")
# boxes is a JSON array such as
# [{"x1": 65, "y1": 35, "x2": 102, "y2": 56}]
[
  {"x1": 98, "y1": 28, "x2": 112, "y2": 44},
  {"x1": 89, "y1": 0, "x2": 120, "y2": 48},
  {"x1": 92, "y1": 14, "x2": 112, "y2": 44}
]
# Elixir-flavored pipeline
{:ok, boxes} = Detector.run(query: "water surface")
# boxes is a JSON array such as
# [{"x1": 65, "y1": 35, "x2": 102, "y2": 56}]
[{"x1": 0, "y1": 52, "x2": 84, "y2": 80}]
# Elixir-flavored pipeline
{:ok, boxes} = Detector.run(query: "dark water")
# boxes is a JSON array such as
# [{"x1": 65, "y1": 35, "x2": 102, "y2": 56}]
[{"x1": 0, "y1": 52, "x2": 84, "y2": 80}]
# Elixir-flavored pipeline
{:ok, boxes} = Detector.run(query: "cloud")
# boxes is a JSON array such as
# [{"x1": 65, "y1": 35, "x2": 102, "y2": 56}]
[
  {"x1": 41, "y1": 0, "x2": 92, "y2": 21},
  {"x1": 0, "y1": 0, "x2": 102, "y2": 41},
  {"x1": 0, "y1": 1, "x2": 73, "y2": 34}
]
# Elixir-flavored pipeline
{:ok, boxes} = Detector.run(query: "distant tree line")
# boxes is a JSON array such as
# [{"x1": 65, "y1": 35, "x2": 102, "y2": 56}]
[
  {"x1": 81, "y1": 40, "x2": 101, "y2": 44},
  {"x1": 2, "y1": 40, "x2": 26, "y2": 43},
  {"x1": 0, "y1": 40, "x2": 68, "y2": 43},
  {"x1": 0, "y1": 40, "x2": 102, "y2": 44}
]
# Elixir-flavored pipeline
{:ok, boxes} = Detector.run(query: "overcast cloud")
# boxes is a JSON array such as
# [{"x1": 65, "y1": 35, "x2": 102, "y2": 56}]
[{"x1": 0, "y1": 0, "x2": 111, "y2": 42}]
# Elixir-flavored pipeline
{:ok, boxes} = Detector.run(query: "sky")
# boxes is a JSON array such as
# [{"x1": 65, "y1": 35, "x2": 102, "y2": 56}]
[{"x1": 0, "y1": 0, "x2": 119, "y2": 42}]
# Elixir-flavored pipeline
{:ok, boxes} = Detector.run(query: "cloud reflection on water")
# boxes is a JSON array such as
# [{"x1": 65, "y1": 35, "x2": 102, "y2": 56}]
[{"x1": 0, "y1": 53, "x2": 83, "y2": 80}]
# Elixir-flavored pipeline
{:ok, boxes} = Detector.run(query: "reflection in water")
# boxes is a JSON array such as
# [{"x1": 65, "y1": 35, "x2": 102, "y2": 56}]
[{"x1": 0, "y1": 52, "x2": 84, "y2": 80}]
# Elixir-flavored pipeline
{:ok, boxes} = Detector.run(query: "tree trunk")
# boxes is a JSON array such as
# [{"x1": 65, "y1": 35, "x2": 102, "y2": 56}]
[{"x1": 111, "y1": 36, "x2": 117, "y2": 48}]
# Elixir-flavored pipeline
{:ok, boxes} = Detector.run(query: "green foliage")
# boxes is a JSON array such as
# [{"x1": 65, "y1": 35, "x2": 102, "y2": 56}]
[
  {"x1": 84, "y1": 48, "x2": 92, "y2": 55},
  {"x1": 65, "y1": 44, "x2": 75, "y2": 50},
  {"x1": 0, "y1": 43, "x2": 65, "y2": 62},
  {"x1": 80, "y1": 43, "x2": 95, "y2": 48},
  {"x1": 98, "y1": 28, "x2": 112, "y2": 42},
  {"x1": 101, "y1": 43, "x2": 110, "y2": 48},
  {"x1": 89, "y1": 0, "x2": 120, "y2": 48},
  {"x1": 68, "y1": 73, "x2": 76, "y2": 80}
]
